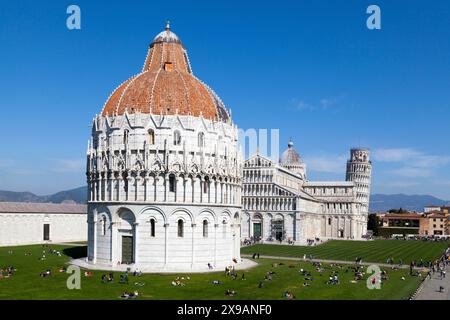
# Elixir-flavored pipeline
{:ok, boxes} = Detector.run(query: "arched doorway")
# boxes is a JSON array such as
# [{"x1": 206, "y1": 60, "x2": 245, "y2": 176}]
[
  {"x1": 252, "y1": 213, "x2": 263, "y2": 240},
  {"x1": 118, "y1": 210, "x2": 136, "y2": 264},
  {"x1": 272, "y1": 215, "x2": 284, "y2": 242}
]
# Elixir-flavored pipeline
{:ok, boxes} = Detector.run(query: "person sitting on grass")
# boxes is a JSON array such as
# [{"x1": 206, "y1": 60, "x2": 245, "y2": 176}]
[
  {"x1": 133, "y1": 269, "x2": 142, "y2": 277},
  {"x1": 225, "y1": 289, "x2": 237, "y2": 297},
  {"x1": 84, "y1": 271, "x2": 93, "y2": 277},
  {"x1": 120, "y1": 291, "x2": 139, "y2": 299},
  {"x1": 212, "y1": 280, "x2": 221, "y2": 285},
  {"x1": 6, "y1": 266, "x2": 15, "y2": 276},
  {"x1": 171, "y1": 280, "x2": 185, "y2": 286},
  {"x1": 119, "y1": 274, "x2": 128, "y2": 284},
  {"x1": 40, "y1": 269, "x2": 52, "y2": 277},
  {"x1": 59, "y1": 266, "x2": 66, "y2": 273},
  {"x1": 283, "y1": 291, "x2": 295, "y2": 299},
  {"x1": 303, "y1": 282, "x2": 310, "y2": 287},
  {"x1": 108, "y1": 273, "x2": 114, "y2": 283}
]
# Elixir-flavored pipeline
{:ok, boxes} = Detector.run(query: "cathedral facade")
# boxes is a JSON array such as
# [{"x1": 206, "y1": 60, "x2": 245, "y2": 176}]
[
  {"x1": 242, "y1": 142, "x2": 372, "y2": 244},
  {"x1": 86, "y1": 24, "x2": 242, "y2": 271}
]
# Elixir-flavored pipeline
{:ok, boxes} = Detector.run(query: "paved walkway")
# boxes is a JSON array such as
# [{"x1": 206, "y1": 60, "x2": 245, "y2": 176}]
[
  {"x1": 50, "y1": 242, "x2": 87, "y2": 247},
  {"x1": 241, "y1": 254, "x2": 414, "y2": 270},
  {"x1": 70, "y1": 258, "x2": 258, "y2": 274},
  {"x1": 414, "y1": 266, "x2": 450, "y2": 300}
]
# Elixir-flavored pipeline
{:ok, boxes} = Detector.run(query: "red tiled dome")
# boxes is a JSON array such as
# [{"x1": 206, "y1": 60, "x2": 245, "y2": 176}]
[{"x1": 101, "y1": 24, "x2": 230, "y2": 122}]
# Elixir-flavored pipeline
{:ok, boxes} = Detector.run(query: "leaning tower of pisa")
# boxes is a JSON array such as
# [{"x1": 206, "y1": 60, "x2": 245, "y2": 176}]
[
  {"x1": 346, "y1": 148, "x2": 372, "y2": 235},
  {"x1": 346, "y1": 148, "x2": 372, "y2": 210}
]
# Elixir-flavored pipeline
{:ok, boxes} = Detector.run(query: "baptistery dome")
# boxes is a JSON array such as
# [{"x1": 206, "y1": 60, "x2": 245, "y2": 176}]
[
  {"x1": 85, "y1": 23, "x2": 243, "y2": 273},
  {"x1": 101, "y1": 22, "x2": 230, "y2": 123}
]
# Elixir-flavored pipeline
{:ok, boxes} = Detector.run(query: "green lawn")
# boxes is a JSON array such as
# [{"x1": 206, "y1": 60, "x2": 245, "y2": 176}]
[
  {"x1": 0, "y1": 243, "x2": 424, "y2": 300},
  {"x1": 241, "y1": 240, "x2": 450, "y2": 264}
]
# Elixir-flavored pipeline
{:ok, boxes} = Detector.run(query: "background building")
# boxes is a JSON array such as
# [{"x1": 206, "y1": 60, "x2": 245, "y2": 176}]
[
  {"x1": 0, "y1": 202, "x2": 87, "y2": 246},
  {"x1": 420, "y1": 210, "x2": 449, "y2": 236},
  {"x1": 242, "y1": 142, "x2": 372, "y2": 244},
  {"x1": 379, "y1": 213, "x2": 422, "y2": 236},
  {"x1": 86, "y1": 24, "x2": 242, "y2": 271}
]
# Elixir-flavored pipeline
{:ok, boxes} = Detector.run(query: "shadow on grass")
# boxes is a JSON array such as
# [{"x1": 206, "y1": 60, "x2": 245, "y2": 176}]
[{"x1": 63, "y1": 246, "x2": 88, "y2": 259}]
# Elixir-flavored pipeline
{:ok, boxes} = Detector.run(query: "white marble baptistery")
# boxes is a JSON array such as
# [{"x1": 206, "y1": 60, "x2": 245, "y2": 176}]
[{"x1": 85, "y1": 24, "x2": 243, "y2": 272}]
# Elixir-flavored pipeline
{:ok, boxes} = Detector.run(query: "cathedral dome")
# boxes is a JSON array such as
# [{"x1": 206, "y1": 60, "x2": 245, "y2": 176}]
[
  {"x1": 101, "y1": 23, "x2": 230, "y2": 123},
  {"x1": 280, "y1": 140, "x2": 303, "y2": 167},
  {"x1": 279, "y1": 140, "x2": 306, "y2": 179}
]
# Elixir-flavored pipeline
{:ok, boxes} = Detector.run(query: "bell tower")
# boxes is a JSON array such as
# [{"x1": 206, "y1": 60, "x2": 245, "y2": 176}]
[{"x1": 346, "y1": 148, "x2": 372, "y2": 213}]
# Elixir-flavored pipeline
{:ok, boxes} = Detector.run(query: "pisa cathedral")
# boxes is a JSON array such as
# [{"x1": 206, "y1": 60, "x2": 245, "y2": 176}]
[
  {"x1": 84, "y1": 23, "x2": 372, "y2": 271},
  {"x1": 241, "y1": 142, "x2": 372, "y2": 244}
]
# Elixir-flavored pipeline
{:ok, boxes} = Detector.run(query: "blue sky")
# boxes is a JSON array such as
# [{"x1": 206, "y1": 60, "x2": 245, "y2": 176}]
[{"x1": 0, "y1": 0, "x2": 449, "y2": 199}]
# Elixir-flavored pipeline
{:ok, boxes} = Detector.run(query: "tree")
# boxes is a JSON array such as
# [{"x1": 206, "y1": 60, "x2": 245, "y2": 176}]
[
  {"x1": 388, "y1": 208, "x2": 408, "y2": 214},
  {"x1": 367, "y1": 214, "x2": 380, "y2": 236}
]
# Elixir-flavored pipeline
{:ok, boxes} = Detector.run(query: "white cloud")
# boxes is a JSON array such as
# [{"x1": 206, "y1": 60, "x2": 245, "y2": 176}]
[
  {"x1": 50, "y1": 159, "x2": 85, "y2": 173},
  {"x1": 319, "y1": 97, "x2": 338, "y2": 110},
  {"x1": 387, "y1": 181, "x2": 421, "y2": 188},
  {"x1": 304, "y1": 154, "x2": 347, "y2": 174},
  {"x1": 291, "y1": 98, "x2": 313, "y2": 111},
  {"x1": 291, "y1": 96, "x2": 342, "y2": 112},
  {"x1": 372, "y1": 148, "x2": 421, "y2": 162},
  {"x1": 389, "y1": 167, "x2": 433, "y2": 178},
  {"x1": 373, "y1": 148, "x2": 450, "y2": 179},
  {"x1": 0, "y1": 159, "x2": 14, "y2": 167}
]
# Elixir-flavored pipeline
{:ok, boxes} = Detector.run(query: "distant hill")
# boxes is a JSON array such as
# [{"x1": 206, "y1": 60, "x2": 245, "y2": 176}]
[
  {"x1": 370, "y1": 194, "x2": 449, "y2": 212},
  {"x1": 0, "y1": 187, "x2": 448, "y2": 212},
  {"x1": 0, "y1": 186, "x2": 87, "y2": 204}
]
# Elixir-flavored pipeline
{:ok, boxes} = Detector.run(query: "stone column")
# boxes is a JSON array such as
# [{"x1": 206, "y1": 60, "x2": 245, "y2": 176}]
[
  {"x1": 92, "y1": 178, "x2": 97, "y2": 202},
  {"x1": 135, "y1": 176, "x2": 140, "y2": 201},
  {"x1": 133, "y1": 222, "x2": 139, "y2": 265},
  {"x1": 164, "y1": 223, "x2": 169, "y2": 266},
  {"x1": 126, "y1": 176, "x2": 132, "y2": 202},
  {"x1": 154, "y1": 175, "x2": 159, "y2": 202},
  {"x1": 191, "y1": 223, "x2": 196, "y2": 267},
  {"x1": 164, "y1": 174, "x2": 168, "y2": 202},
  {"x1": 144, "y1": 175, "x2": 150, "y2": 202},
  {"x1": 183, "y1": 176, "x2": 188, "y2": 202},
  {"x1": 92, "y1": 217, "x2": 97, "y2": 263},
  {"x1": 118, "y1": 175, "x2": 122, "y2": 202},
  {"x1": 108, "y1": 175, "x2": 113, "y2": 202},
  {"x1": 111, "y1": 221, "x2": 118, "y2": 264},
  {"x1": 214, "y1": 223, "x2": 219, "y2": 267}
]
